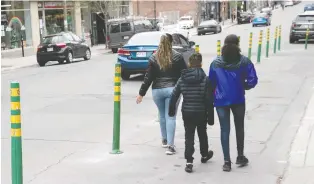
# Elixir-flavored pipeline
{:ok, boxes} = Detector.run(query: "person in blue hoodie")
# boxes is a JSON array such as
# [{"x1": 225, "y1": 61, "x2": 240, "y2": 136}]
[{"x1": 209, "y1": 34, "x2": 258, "y2": 172}]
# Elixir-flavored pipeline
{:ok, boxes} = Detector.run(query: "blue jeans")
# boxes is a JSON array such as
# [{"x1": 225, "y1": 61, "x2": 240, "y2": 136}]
[
  {"x1": 216, "y1": 104, "x2": 245, "y2": 161},
  {"x1": 152, "y1": 87, "x2": 179, "y2": 146}
]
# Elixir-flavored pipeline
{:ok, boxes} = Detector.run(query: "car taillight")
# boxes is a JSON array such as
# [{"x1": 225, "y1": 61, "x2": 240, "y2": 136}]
[
  {"x1": 153, "y1": 50, "x2": 157, "y2": 54},
  {"x1": 56, "y1": 43, "x2": 66, "y2": 48},
  {"x1": 37, "y1": 45, "x2": 43, "y2": 51},
  {"x1": 292, "y1": 23, "x2": 296, "y2": 28},
  {"x1": 117, "y1": 48, "x2": 130, "y2": 56},
  {"x1": 106, "y1": 36, "x2": 110, "y2": 43}
]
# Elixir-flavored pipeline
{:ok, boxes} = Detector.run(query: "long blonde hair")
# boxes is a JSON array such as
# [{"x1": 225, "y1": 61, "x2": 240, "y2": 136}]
[{"x1": 156, "y1": 35, "x2": 173, "y2": 70}]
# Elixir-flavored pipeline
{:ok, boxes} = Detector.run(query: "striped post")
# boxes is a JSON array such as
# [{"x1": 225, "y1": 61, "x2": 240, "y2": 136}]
[
  {"x1": 274, "y1": 26, "x2": 278, "y2": 54},
  {"x1": 257, "y1": 30, "x2": 263, "y2": 63},
  {"x1": 111, "y1": 63, "x2": 123, "y2": 154},
  {"x1": 305, "y1": 28, "x2": 309, "y2": 50},
  {"x1": 248, "y1": 32, "x2": 253, "y2": 60},
  {"x1": 195, "y1": 45, "x2": 200, "y2": 53},
  {"x1": 238, "y1": 36, "x2": 241, "y2": 47},
  {"x1": 278, "y1": 25, "x2": 281, "y2": 51},
  {"x1": 266, "y1": 28, "x2": 270, "y2": 58},
  {"x1": 11, "y1": 81, "x2": 23, "y2": 184},
  {"x1": 217, "y1": 40, "x2": 221, "y2": 56}
]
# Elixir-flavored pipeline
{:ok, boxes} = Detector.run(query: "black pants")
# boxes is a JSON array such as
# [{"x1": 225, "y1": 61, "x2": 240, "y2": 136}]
[
  {"x1": 183, "y1": 112, "x2": 209, "y2": 163},
  {"x1": 216, "y1": 104, "x2": 245, "y2": 161}
]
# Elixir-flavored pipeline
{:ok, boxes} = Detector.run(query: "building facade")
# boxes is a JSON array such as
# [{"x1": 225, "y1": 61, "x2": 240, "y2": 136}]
[{"x1": 1, "y1": 1, "x2": 131, "y2": 57}]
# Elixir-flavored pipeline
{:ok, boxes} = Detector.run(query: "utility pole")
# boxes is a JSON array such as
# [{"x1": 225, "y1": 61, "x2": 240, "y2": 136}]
[
  {"x1": 153, "y1": 1, "x2": 156, "y2": 25},
  {"x1": 64, "y1": 0, "x2": 68, "y2": 31}
]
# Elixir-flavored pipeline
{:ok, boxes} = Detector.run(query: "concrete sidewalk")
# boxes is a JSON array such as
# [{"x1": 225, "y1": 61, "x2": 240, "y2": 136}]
[
  {"x1": 1, "y1": 44, "x2": 111, "y2": 72},
  {"x1": 282, "y1": 90, "x2": 314, "y2": 184}
]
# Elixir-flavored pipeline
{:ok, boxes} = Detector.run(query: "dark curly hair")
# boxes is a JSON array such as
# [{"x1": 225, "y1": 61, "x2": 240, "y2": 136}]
[{"x1": 222, "y1": 34, "x2": 241, "y2": 64}]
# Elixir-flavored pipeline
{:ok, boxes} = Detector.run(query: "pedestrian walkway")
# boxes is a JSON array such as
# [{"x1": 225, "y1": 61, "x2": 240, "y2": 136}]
[
  {"x1": 1, "y1": 44, "x2": 111, "y2": 72},
  {"x1": 282, "y1": 90, "x2": 314, "y2": 184}
]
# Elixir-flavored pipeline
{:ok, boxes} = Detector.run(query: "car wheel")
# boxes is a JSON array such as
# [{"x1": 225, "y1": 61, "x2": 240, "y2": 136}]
[
  {"x1": 197, "y1": 33, "x2": 201, "y2": 36},
  {"x1": 121, "y1": 70, "x2": 130, "y2": 80},
  {"x1": 112, "y1": 48, "x2": 118, "y2": 53},
  {"x1": 58, "y1": 59, "x2": 65, "y2": 64},
  {"x1": 289, "y1": 37, "x2": 296, "y2": 44},
  {"x1": 37, "y1": 60, "x2": 46, "y2": 67},
  {"x1": 66, "y1": 51, "x2": 73, "y2": 63},
  {"x1": 84, "y1": 49, "x2": 91, "y2": 60},
  {"x1": 252, "y1": 24, "x2": 255, "y2": 27},
  {"x1": 219, "y1": 26, "x2": 222, "y2": 33}
]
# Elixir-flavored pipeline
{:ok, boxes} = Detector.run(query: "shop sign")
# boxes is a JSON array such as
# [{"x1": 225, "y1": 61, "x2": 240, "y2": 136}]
[{"x1": 44, "y1": 2, "x2": 73, "y2": 9}]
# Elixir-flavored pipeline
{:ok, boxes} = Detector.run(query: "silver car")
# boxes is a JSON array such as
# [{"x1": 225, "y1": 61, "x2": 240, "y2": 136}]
[{"x1": 197, "y1": 20, "x2": 222, "y2": 35}]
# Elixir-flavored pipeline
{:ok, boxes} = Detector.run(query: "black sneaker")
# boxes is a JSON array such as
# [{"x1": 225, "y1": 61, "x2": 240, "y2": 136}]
[
  {"x1": 165, "y1": 146, "x2": 176, "y2": 155},
  {"x1": 161, "y1": 139, "x2": 168, "y2": 148},
  {"x1": 185, "y1": 163, "x2": 193, "y2": 173},
  {"x1": 223, "y1": 161, "x2": 232, "y2": 172},
  {"x1": 236, "y1": 156, "x2": 249, "y2": 166},
  {"x1": 201, "y1": 150, "x2": 214, "y2": 163}
]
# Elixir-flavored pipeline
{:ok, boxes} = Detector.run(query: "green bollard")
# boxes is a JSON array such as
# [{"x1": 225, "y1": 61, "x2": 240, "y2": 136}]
[
  {"x1": 274, "y1": 26, "x2": 278, "y2": 54},
  {"x1": 238, "y1": 36, "x2": 240, "y2": 47},
  {"x1": 257, "y1": 30, "x2": 263, "y2": 63},
  {"x1": 11, "y1": 81, "x2": 23, "y2": 184},
  {"x1": 278, "y1": 25, "x2": 281, "y2": 51},
  {"x1": 195, "y1": 45, "x2": 200, "y2": 53},
  {"x1": 111, "y1": 63, "x2": 123, "y2": 154},
  {"x1": 266, "y1": 28, "x2": 270, "y2": 58},
  {"x1": 217, "y1": 40, "x2": 221, "y2": 56},
  {"x1": 248, "y1": 33, "x2": 252, "y2": 60},
  {"x1": 305, "y1": 28, "x2": 309, "y2": 50}
]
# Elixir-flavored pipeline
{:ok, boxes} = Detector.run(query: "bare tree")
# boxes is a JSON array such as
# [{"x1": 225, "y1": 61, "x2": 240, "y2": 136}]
[{"x1": 88, "y1": 1, "x2": 121, "y2": 48}]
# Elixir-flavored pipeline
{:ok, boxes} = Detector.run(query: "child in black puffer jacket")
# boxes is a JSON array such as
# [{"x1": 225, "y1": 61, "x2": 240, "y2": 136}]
[{"x1": 169, "y1": 53, "x2": 215, "y2": 173}]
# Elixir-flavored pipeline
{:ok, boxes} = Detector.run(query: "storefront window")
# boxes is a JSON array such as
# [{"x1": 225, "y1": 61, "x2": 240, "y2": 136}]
[
  {"x1": 1, "y1": 1, "x2": 32, "y2": 50},
  {"x1": 38, "y1": 1, "x2": 75, "y2": 37}
]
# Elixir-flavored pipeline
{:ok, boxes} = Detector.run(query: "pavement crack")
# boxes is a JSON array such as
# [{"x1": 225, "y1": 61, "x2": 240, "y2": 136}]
[{"x1": 28, "y1": 151, "x2": 78, "y2": 183}]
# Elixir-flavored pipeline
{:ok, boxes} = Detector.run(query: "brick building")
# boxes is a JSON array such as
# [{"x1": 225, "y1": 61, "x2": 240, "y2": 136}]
[{"x1": 130, "y1": 0, "x2": 198, "y2": 23}]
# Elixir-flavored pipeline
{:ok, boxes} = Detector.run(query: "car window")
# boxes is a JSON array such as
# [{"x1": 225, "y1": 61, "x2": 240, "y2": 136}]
[
  {"x1": 64, "y1": 33, "x2": 74, "y2": 41},
  {"x1": 110, "y1": 23, "x2": 120, "y2": 33},
  {"x1": 42, "y1": 35, "x2": 62, "y2": 44},
  {"x1": 70, "y1": 33, "x2": 81, "y2": 42},
  {"x1": 127, "y1": 32, "x2": 162, "y2": 45},
  {"x1": 172, "y1": 34, "x2": 181, "y2": 45},
  {"x1": 134, "y1": 20, "x2": 153, "y2": 31},
  {"x1": 180, "y1": 17, "x2": 190, "y2": 21},
  {"x1": 200, "y1": 20, "x2": 217, "y2": 26},
  {"x1": 296, "y1": 15, "x2": 314, "y2": 21},
  {"x1": 178, "y1": 35, "x2": 189, "y2": 47},
  {"x1": 121, "y1": 22, "x2": 132, "y2": 32}
]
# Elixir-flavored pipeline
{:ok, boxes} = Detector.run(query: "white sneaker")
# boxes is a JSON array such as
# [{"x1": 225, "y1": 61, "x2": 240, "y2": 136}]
[{"x1": 165, "y1": 146, "x2": 176, "y2": 155}]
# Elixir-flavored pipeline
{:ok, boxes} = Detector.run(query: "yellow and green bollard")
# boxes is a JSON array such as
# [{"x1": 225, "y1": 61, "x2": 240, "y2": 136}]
[
  {"x1": 111, "y1": 63, "x2": 122, "y2": 154},
  {"x1": 217, "y1": 40, "x2": 221, "y2": 56},
  {"x1": 195, "y1": 45, "x2": 200, "y2": 53},
  {"x1": 11, "y1": 81, "x2": 23, "y2": 184},
  {"x1": 248, "y1": 32, "x2": 253, "y2": 60},
  {"x1": 266, "y1": 28, "x2": 270, "y2": 58},
  {"x1": 305, "y1": 28, "x2": 309, "y2": 50},
  {"x1": 278, "y1": 25, "x2": 281, "y2": 51},
  {"x1": 274, "y1": 26, "x2": 278, "y2": 54},
  {"x1": 238, "y1": 36, "x2": 240, "y2": 48},
  {"x1": 257, "y1": 30, "x2": 263, "y2": 63}
]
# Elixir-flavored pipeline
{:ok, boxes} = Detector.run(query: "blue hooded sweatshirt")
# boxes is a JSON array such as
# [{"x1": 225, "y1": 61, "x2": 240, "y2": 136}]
[{"x1": 209, "y1": 55, "x2": 258, "y2": 107}]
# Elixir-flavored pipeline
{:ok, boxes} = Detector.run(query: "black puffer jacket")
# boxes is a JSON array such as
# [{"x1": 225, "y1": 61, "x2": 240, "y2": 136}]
[
  {"x1": 139, "y1": 50, "x2": 187, "y2": 96},
  {"x1": 169, "y1": 68, "x2": 214, "y2": 125}
]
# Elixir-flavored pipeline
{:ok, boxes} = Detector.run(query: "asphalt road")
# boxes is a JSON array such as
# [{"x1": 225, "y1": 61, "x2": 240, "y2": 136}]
[{"x1": 2, "y1": 3, "x2": 314, "y2": 184}]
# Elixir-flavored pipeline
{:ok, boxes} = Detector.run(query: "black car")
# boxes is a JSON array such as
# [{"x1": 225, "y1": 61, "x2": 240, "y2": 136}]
[
  {"x1": 290, "y1": 11, "x2": 314, "y2": 43},
  {"x1": 197, "y1": 20, "x2": 222, "y2": 35},
  {"x1": 238, "y1": 12, "x2": 254, "y2": 24},
  {"x1": 37, "y1": 32, "x2": 91, "y2": 67}
]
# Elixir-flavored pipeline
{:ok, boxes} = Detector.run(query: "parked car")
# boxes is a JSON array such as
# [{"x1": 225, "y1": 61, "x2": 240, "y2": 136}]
[
  {"x1": 237, "y1": 12, "x2": 254, "y2": 24},
  {"x1": 117, "y1": 31, "x2": 195, "y2": 80},
  {"x1": 261, "y1": 7, "x2": 272, "y2": 17},
  {"x1": 178, "y1": 16, "x2": 194, "y2": 29},
  {"x1": 197, "y1": 20, "x2": 222, "y2": 35},
  {"x1": 252, "y1": 12, "x2": 271, "y2": 27},
  {"x1": 36, "y1": 32, "x2": 91, "y2": 67},
  {"x1": 304, "y1": 3, "x2": 314, "y2": 12},
  {"x1": 290, "y1": 11, "x2": 314, "y2": 43},
  {"x1": 285, "y1": 0, "x2": 294, "y2": 7},
  {"x1": 107, "y1": 17, "x2": 154, "y2": 53}
]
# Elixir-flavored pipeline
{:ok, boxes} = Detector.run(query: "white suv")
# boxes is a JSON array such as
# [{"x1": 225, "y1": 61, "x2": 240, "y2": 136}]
[{"x1": 178, "y1": 16, "x2": 194, "y2": 29}]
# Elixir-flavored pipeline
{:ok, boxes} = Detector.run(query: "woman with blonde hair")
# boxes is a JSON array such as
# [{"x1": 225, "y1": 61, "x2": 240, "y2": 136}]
[{"x1": 136, "y1": 33, "x2": 187, "y2": 155}]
